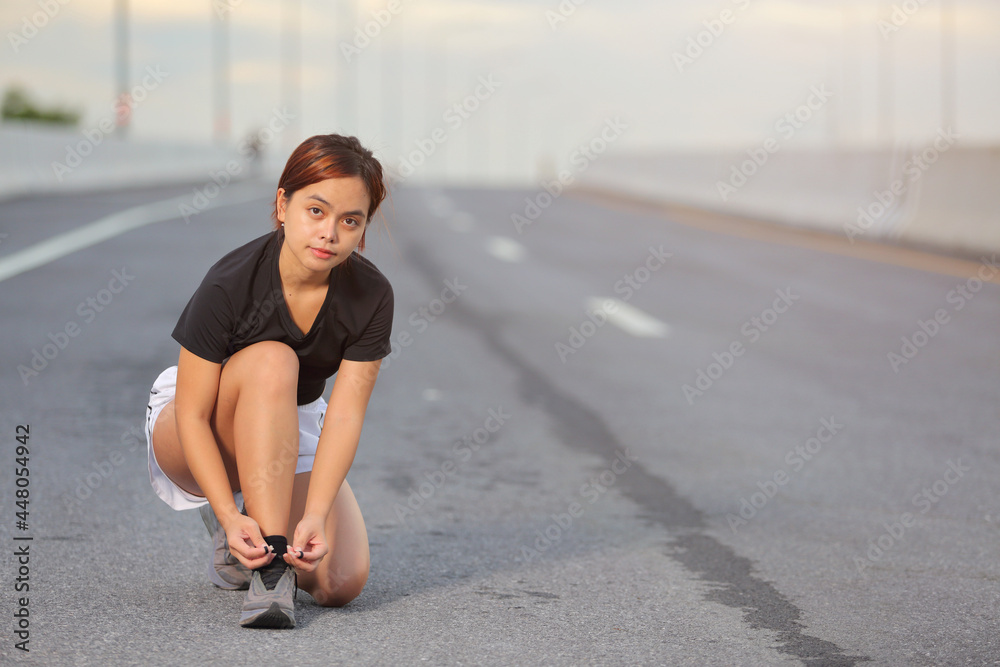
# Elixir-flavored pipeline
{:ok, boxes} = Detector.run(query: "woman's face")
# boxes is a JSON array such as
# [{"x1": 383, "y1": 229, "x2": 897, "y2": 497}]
[{"x1": 275, "y1": 176, "x2": 371, "y2": 277}]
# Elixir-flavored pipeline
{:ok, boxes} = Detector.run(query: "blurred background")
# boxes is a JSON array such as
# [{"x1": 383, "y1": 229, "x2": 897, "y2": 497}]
[{"x1": 1, "y1": 0, "x2": 998, "y2": 252}]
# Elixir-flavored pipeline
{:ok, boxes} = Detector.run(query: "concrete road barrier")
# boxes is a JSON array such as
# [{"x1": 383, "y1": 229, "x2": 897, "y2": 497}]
[
  {"x1": 0, "y1": 123, "x2": 274, "y2": 200},
  {"x1": 576, "y1": 144, "x2": 1000, "y2": 256}
]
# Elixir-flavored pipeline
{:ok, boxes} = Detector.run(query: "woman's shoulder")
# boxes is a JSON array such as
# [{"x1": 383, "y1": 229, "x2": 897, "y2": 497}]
[
  {"x1": 342, "y1": 252, "x2": 391, "y2": 293},
  {"x1": 201, "y1": 230, "x2": 278, "y2": 284}
]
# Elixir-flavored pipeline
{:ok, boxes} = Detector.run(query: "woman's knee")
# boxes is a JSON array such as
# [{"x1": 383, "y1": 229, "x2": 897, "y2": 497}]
[
  {"x1": 311, "y1": 563, "x2": 369, "y2": 608},
  {"x1": 227, "y1": 342, "x2": 299, "y2": 390}
]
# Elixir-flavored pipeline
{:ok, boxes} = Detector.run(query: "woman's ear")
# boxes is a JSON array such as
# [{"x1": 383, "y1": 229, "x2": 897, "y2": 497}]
[{"x1": 275, "y1": 188, "x2": 288, "y2": 223}]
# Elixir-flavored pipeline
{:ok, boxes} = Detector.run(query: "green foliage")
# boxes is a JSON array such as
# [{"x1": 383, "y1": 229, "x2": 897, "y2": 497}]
[{"x1": 2, "y1": 86, "x2": 80, "y2": 126}]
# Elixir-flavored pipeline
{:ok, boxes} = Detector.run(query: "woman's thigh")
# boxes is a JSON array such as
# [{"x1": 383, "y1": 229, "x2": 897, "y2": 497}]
[
  {"x1": 289, "y1": 473, "x2": 370, "y2": 607},
  {"x1": 150, "y1": 399, "x2": 205, "y2": 496}
]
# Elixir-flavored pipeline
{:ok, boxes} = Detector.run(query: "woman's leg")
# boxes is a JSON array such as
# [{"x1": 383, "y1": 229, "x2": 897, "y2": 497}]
[
  {"x1": 151, "y1": 341, "x2": 301, "y2": 538},
  {"x1": 288, "y1": 474, "x2": 370, "y2": 607},
  {"x1": 152, "y1": 341, "x2": 369, "y2": 605}
]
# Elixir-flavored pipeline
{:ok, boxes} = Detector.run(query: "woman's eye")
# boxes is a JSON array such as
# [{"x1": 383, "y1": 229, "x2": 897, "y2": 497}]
[
  {"x1": 344, "y1": 218, "x2": 358, "y2": 227},
  {"x1": 310, "y1": 207, "x2": 323, "y2": 215}
]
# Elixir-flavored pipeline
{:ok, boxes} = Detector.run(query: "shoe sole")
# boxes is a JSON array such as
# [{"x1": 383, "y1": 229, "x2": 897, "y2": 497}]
[{"x1": 240, "y1": 602, "x2": 295, "y2": 629}]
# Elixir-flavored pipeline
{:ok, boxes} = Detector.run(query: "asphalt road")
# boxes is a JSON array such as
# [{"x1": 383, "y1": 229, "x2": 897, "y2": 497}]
[{"x1": 0, "y1": 177, "x2": 997, "y2": 666}]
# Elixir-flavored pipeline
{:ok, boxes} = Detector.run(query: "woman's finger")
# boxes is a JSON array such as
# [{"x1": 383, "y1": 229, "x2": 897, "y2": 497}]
[
  {"x1": 303, "y1": 540, "x2": 329, "y2": 562},
  {"x1": 231, "y1": 539, "x2": 270, "y2": 569},
  {"x1": 227, "y1": 516, "x2": 273, "y2": 568},
  {"x1": 283, "y1": 546, "x2": 318, "y2": 573}
]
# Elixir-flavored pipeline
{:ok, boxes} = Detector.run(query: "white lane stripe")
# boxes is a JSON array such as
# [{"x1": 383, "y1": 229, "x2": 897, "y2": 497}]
[
  {"x1": 485, "y1": 236, "x2": 527, "y2": 263},
  {"x1": 0, "y1": 188, "x2": 264, "y2": 284},
  {"x1": 586, "y1": 296, "x2": 670, "y2": 338}
]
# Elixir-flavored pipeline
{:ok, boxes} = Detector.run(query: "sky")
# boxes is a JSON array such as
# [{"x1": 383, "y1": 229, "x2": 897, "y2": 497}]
[{"x1": 2, "y1": 0, "x2": 998, "y2": 184}]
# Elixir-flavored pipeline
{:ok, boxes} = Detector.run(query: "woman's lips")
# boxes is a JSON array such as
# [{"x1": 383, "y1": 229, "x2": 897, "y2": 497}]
[{"x1": 310, "y1": 247, "x2": 335, "y2": 259}]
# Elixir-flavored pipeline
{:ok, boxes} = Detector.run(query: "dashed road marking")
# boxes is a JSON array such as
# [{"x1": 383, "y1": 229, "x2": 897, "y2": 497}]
[
  {"x1": 422, "y1": 388, "x2": 443, "y2": 401},
  {"x1": 486, "y1": 236, "x2": 527, "y2": 263},
  {"x1": 587, "y1": 296, "x2": 670, "y2": 338}
]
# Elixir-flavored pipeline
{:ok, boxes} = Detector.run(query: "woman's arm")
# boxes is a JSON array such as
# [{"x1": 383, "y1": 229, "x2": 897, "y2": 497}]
[
  {"x1": 286, "y1": 358, "x2": 381, "y2": 569},
  {"x1": 306, "y1": 358, "x2": 382, "y2": 517},
  {"x1": 174, "y1": 347, "x2": 238, "y2": 518}
]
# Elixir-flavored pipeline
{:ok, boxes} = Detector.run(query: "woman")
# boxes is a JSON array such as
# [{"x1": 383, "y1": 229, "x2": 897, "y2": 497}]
[{"x1": 143, "y1": 134, "x2": 392, "y2": 629}]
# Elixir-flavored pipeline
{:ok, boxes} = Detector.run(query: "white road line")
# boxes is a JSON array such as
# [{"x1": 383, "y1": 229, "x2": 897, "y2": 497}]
[
  {"x1": 485, "y1": 236, "x2": 527, "y2": 263},
  {"x1": 0, "y1": 188, "x2": 264, "y2": 284},
  {"x1": 586, "y1": 296, "x2": 670, "y2": 338}
]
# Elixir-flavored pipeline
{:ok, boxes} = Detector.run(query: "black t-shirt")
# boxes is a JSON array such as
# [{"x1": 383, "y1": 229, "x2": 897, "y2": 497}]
[{"x1": 172, "y1": 229, "x2": 393, "y2": 405}]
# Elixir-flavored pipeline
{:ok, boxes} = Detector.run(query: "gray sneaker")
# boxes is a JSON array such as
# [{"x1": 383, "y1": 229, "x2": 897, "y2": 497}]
[
  {"x1": 239, "y1": 565, "x2": 297, "y2": 629},
  {"x1": 199, "y1": 501, "x2": 251, "y2": 591}
]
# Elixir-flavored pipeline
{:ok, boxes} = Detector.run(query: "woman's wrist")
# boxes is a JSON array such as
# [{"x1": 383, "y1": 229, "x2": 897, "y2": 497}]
[
  {"x1": 301, "y1": 505, "x2": 331, "y2": 522},
  {"x1": 214, "y1": 501, "x2": 244, "y2": 528}
]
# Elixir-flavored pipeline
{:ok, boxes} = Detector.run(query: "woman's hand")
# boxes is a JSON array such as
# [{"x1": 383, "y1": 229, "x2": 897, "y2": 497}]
[
  {"x1": 285, "y1": 512, "x2": 329, "y2": 573},
  {"x1": 220, "y1": 512, "x2": 273, "y2": 570}
]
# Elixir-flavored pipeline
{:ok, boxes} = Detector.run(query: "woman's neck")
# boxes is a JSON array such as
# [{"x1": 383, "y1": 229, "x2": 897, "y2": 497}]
[{"x1": 277, "y1": 242, "x2": 331, "y2": 294}]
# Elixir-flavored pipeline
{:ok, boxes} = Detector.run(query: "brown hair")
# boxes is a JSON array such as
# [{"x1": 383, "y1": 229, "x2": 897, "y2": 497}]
[{"x1": 272, "y1": 134, "x2": 387, "y2": 251}]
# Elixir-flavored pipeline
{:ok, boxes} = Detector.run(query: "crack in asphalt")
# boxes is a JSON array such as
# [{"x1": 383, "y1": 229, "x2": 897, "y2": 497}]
[{"x1": 402, "y1": 212, "x2": 870, "y2": 667}]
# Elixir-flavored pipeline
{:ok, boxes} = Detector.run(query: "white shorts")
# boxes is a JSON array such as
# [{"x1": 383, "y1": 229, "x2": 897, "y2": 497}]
[{"x1": 143, "y1": 365, "x2": 327, "y2": 511}]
